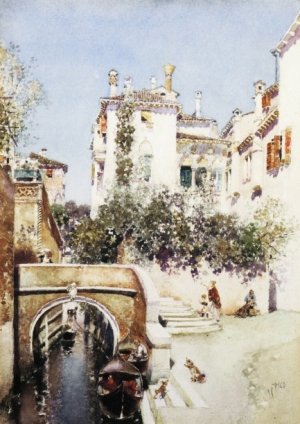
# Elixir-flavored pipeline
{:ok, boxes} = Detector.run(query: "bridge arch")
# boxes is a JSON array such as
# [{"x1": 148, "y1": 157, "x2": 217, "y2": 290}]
[{"x1": 29, "y1": 295, "x2": 120, "y2": 359}]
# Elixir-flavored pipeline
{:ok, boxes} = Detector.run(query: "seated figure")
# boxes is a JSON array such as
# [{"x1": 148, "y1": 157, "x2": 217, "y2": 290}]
[{"x1": 235, "y1": 290, "x2": 260, "y2": 318}]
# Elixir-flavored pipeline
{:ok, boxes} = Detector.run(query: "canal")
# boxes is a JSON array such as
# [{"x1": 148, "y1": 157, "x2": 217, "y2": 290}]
[{"x1": 3, "y1": 328, "x2": 143, "y2": 424}]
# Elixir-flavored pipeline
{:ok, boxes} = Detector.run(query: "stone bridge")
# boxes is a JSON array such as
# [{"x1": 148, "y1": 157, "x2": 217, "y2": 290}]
[{"x1": 15, "y1": 263, "x2": 171, "y2": 383}]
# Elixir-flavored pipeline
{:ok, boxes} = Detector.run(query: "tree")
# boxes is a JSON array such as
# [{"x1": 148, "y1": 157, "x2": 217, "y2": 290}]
[
  {"x1": 70, "y1": 186, "x2": 293, "y2": 291},
  {"x1": 51, "y1": 201, "x2": 91, "y2": 254},
  {"x1": 0, "y1": 42, "x2": 44, "y2": 151},
  {"x1": 51, "y1": 203, "x2": 69, "y2": 228}
]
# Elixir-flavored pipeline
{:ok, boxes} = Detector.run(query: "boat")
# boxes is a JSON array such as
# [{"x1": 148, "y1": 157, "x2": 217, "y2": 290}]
[
  {"x1": 127, "y1": 352, "x2": 148, "y2": 375},
  {"x1": 61, "y1": 326, "x2": 76, "y2": 347},
  {"x1": 119, "y1": 342, "x2": 149, "y2": 375},
  {"x1": 97, "y1": 357, "x2": 143, "y2": 420}
]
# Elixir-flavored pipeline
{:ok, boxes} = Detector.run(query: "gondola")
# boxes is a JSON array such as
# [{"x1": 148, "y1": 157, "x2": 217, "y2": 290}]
[
  {"x1": 97, "y1": 357, "x2": 143, "y2": 420},
  {"x1": 127, "y1": 352, "x2": 149, "y2": 375},
  {"x1": 61, "y1": 326, "x2": 76, "y2": 347},
  {"x1": 119, "y1": 343, "x2": 149, "y2": 375}
]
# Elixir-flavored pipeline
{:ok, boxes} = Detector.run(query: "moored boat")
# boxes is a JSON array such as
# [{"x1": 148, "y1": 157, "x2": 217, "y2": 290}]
[
  {"x1": 97, "y1": 357, "x2": 143, "y2": 420},
  {"x1": 61, "y1": 326, "x2": 76, "y2": 348}
]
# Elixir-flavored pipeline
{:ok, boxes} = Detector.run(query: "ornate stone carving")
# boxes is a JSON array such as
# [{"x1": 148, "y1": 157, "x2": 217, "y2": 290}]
[
  {"x1": 15, "y1": 185, "x2": 39, "y2": 198},
  {"x1": 67, "y1": 282, "x2": 77, "y2": 300}
]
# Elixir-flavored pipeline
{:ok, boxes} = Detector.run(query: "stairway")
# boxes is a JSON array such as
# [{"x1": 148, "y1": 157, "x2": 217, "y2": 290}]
[
  {"x1": 159, "y1": 297, "x2": 221, "y2": 335},
  {"x1": 142, "y1": 371, "x2": 209, "y2": 424}
]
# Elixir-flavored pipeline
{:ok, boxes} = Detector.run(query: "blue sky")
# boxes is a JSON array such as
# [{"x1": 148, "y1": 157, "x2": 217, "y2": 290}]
[{"x1": 1, "y1": 0, "x2": 299, "y2": 204}]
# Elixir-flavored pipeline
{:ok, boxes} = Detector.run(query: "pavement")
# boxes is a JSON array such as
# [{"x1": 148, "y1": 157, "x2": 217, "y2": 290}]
[{"x1": 142, "y1": 310, "x2": 300, "y2": 424}]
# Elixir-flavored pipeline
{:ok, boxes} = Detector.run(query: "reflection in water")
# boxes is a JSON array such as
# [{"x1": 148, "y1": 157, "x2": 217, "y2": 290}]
[{"x1": 7, "y1": 330, "x2": 142, "y2": 424}]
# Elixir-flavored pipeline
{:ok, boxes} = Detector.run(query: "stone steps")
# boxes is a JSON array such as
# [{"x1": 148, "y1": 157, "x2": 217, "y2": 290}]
[
  {"x1": 159, "y1": 296, "x2": 221, "y2": 335},
  {"x1": 142, "y1": 372, "x2": 208, "y2": 423},
  {"x1": 160, "y1": 311, "x2": 199, "y2": 318}
]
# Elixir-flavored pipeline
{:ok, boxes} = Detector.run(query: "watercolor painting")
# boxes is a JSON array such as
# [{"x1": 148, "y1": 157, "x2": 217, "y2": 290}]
[{"x1": 1, "y1": 1, "x2": 300, "y2": 423}]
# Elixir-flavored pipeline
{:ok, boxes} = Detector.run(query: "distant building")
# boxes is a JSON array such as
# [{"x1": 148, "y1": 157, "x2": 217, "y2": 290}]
[
  {"x1": 90, "y1": 65, "x2": 229, "y2": 217},
  {"x1": 13, "y1": 148, "x2": 68, "y2": 205}
]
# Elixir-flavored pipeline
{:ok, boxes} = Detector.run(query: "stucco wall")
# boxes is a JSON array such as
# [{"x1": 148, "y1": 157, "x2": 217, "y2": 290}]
[
  {"x1": 0, "y1": 168, "x2": 15, "y2": 402},
  {"x1": 149, "y1": 264, "x2": 270, "y2": 316}
]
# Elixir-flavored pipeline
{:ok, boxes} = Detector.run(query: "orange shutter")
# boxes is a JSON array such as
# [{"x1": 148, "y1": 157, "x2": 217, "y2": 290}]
[
  {"x1": 266, "y1": 142, "x2": 273, "y2": 171},
  {"x1": 100, "y1": 115, "x2": 107, "y2": 134},
  {"x1": 273, "y1": 135, "x2": 281, "y2": 168},
  {"x1": 285, "y1": 128, "x2": 292, "y2": 165},
  {"x1": 262, "y1": 93, "x2": 271, "y2": 108}
]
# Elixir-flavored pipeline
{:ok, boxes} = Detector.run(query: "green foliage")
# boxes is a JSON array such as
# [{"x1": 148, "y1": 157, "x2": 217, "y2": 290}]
[
  {"x1": 51, "y1": 203, "x2": 69, "y2": 228},
  {"x1": 115, "y1": 102, "x2": 135, "y2": 186},
  {"x1": 70, "y1": 187, "x2": 293, "y2": 281},
  {"x1": 0, "y1": 42, "x2": 44, "y2": 150}
]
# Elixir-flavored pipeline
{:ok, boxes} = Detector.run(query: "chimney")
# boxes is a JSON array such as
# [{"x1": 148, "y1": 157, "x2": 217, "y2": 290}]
[
  {"x1": 163, "y1": 64, "x2": 176, "y2": 93},
  {"x1": 108, "y1": 69, "x2": 118, "y2": 97},
  {"x1": 150, "y1": 76, "x2": 157, "y2": 90},
  {"x1": 195, "y1": 90, "x2": 202, "y2": 118},
  {"x1": 39, "y1": 148, "x2": 47, "y2": 157},
  {"x1": 124, "y1": 76, "x2": 133, "y2": 98},
  {"x1": 253, "y1": 80, "x2": 266, "y2": 120}
]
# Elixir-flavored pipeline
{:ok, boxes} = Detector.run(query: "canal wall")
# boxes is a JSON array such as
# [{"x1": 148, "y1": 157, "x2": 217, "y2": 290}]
[{"x1": 0, "y1": 168, "x2": 15, "y2": 402}]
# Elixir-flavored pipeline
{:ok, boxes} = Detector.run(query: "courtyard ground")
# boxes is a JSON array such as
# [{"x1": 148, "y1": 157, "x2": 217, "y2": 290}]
[{"x1": 159, "y1": 311, "x2": 300, "y2": 424}]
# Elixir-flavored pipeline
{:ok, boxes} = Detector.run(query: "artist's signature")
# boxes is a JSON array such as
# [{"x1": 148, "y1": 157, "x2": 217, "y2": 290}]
[{"x1": 267, "y1": 382, "x2": 286, "y2": 398}]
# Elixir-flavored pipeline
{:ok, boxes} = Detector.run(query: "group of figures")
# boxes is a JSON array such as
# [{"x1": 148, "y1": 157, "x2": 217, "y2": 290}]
[
  {"x1": 198, "y1": 281, "x2": 260, "y2": 320},
  {"x1": 198, "y1": 280, "x2": 222, "y2": 322}
]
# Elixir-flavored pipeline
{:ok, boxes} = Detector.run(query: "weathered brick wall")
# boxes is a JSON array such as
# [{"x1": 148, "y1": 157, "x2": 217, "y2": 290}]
[
  {"x1": 14, "y1": 183, "x2": 63, "y2": 264},
  {"x1": 0, "y1": 168, "x2": 15, "y2": 401}
]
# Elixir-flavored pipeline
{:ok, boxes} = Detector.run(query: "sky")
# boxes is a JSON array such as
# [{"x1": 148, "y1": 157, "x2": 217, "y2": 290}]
[{"x1": 0, "y1": 0, "x2": 299, "y2": 204}]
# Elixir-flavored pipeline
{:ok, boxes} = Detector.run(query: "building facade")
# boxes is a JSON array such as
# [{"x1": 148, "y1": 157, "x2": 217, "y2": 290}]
[
  {"x1": 221, "y1": 12, "x2": 300, "y2": 311},
  {"x1": 90, "y1": 65, "x2": 229, "y2": 217}
]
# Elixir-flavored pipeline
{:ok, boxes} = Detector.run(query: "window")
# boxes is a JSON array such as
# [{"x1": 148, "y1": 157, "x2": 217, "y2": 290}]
[
  {"x1": 262, "y1": 93, "x2": 271, "y2": 108},
  {"x1": 243, "y1": 154, "x2": 252, "y2": 182},
  {"x1": 46, "y1": 169, "x2": 53, "y2": 178},
  {"x1": 142, "y1": 154, "x2": 152, "y2": 181},
  {"x1": 100, "y1": 115, "x2": 107, "y2": 135},
  {"x1": 285, "y1": 128, "x2": 292, "y2": 165},
  {"x1": 141, "y1": 111, "x2": 153, "y2": 128},
  {"x1": 195, "y1": 167, "x2": 207, "y2": 187},
  {"x1": 266, "y1": 135, "x2": 283, "y2": 171},
  {"x1": 226, "y1": 169, "x2": 232, "y2": 192},
  {"x1": 180, "y1": 166, "x2": 192, "y2": 188},
  {"x1": 212, "y1": 168, "x2": 222, "y2": 192}
]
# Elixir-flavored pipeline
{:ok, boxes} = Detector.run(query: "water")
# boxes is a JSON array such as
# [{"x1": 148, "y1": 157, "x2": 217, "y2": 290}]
[{"x1": 4, "y1": 331, "x2": 143, "y2": 424}]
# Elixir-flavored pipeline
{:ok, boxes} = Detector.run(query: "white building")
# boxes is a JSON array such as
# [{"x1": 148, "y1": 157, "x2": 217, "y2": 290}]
[
  {"x1": 90, "y1": 65, "x2": 229, "y2": 217},
  {"x1": 222, "y1": 12, "x2": 300, "y2": 311}
]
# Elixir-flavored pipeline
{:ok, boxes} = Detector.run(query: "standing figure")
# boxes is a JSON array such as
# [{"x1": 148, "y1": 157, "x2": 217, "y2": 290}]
[
  {"x1": 208, "y1": 281, "x2": 221, "y2": 322},
  {"x1": 130, "y1": 339, "x2": 147, "y2": 361}
]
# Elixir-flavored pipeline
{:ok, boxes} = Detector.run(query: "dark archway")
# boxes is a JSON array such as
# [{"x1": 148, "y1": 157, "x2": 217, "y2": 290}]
[{"x1": 30, "y1": 296, "x2": 120, "y2": 363}]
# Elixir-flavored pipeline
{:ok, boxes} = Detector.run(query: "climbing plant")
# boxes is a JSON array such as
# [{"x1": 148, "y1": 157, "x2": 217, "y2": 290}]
[{"x1": 114, "y1": 101, "x2": 135, "y2": 185}]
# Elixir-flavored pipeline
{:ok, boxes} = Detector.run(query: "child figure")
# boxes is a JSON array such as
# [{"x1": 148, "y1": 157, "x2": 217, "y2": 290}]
[{"x1": 199, "y1": 294, "x2": 209, "y2": 318}]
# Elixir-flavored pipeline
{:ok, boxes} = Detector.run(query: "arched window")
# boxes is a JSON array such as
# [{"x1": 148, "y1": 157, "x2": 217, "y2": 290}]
[
  {"x1": 212, "y1": 168, "x2": 222, "y2": 192},
  {"x1": 139, "y1": 140, "x2": 153, "y2": 182},
  {"x1": 142, "y1": 154, "x2": 152, "y2": 181},
  {"x1": 195, "y1": 167, "x2": 207, "y2": 187}
]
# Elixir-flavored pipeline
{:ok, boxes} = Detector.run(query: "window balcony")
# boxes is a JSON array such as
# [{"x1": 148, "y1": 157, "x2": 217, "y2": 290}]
[{"x1": 14, "y1": 168, "x2": 42, "y2": 182}]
